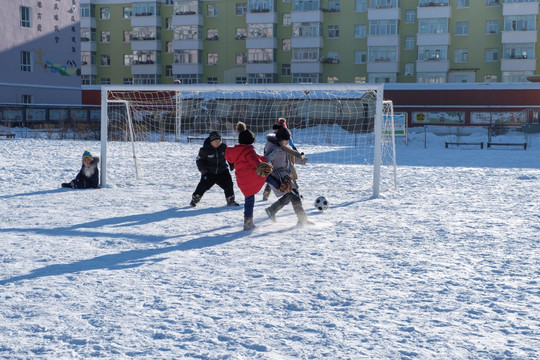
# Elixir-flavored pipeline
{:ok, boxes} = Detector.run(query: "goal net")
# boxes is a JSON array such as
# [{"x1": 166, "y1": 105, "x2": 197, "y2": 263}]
[{"x1": 100, "y1": 84, "x2": 396, "y2": 197}]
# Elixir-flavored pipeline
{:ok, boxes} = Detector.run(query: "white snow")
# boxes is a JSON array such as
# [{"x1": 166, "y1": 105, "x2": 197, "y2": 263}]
[{"x1": 0, "y1": 130, "x2": 539, "y2": 359}]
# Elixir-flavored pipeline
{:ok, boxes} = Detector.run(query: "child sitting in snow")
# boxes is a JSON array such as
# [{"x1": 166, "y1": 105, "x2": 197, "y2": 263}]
[{"x1": 61, "y1": 150, "x2": 100, "y2": 189}]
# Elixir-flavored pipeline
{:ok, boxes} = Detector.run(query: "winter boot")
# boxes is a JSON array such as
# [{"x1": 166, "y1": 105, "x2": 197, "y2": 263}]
[
  {"x1": 265, "y1": 193, "x2": 292, "y2": 222},
  {"x1": 291, "y1": 196, "x2": 314, "y2": 227},
  {"x1": 244, "y1": 217, "x2": 255, "y2": 230},
  {"x1": 190, "y1": 194, "x2": 201, "y2": 207},
  {"x1": 262, "y1": 184, "x2": 271, "y2": 201},
  {"x1": 226, "y1": 196, "x2": 240, "y2": 207}
]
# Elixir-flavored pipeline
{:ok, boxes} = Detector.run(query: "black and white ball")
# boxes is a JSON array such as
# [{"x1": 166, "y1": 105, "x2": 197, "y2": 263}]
[{"x1": 314, "y1": 196, "x2": 329, "y2": 211}]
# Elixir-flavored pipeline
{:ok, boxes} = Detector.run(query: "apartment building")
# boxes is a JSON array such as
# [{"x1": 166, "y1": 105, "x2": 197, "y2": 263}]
[
  {"x1": 77, "y1": 0, "x2": 539, "y2": 86},
  {"x1": 0, "y1": 0, "x2": 82, "y2": 104}
]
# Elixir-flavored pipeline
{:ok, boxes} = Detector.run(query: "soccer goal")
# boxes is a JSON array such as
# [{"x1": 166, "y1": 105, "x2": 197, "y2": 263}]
[{"x1": 100, "y1": 84, "x2": 396, "y2": 197}]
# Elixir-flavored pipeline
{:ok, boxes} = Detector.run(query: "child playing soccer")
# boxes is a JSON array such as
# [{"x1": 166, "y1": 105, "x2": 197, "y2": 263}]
[
  {"x1": 190, "y1": 131, "x2": 239, "y2": 207},
  {"x1": 225, "y1": 122, "x2": 272, "y2": 230}
]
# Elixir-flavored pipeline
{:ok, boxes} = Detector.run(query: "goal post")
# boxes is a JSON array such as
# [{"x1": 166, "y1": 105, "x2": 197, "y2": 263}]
[{"x1": 99, "y1": 83, "x2": 395, "y2": 196}]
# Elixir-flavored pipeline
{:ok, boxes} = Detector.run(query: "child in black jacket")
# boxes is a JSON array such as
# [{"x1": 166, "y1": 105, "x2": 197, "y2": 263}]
[
  {"x1": 61, "y1": 150, "x2": 100, "y2": 189},
  {"x1": 190, "y1": 131, "x2": 239, "y2": 207}
]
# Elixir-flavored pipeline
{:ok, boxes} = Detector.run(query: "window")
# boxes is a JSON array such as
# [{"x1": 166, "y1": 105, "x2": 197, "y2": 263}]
[
  {"x1": 123, "y1": 30, "x2": 133, "y2": 42},
  {"x1": 21, "y1": 95, "x2": 33, "y2": 104},
  {"x1": 404, "y1": 36, "x2": 415, "y2": 50},
  {"x1": 293, "y1": 22, "x2": 320, "y2": 37},
  {"x1": 369, "y1": 73, "x2": 396, "y2": 83},
  {"x1": 249, "y1": 0, "x2": 274, "y2": 12},
  {"x1": 328, "y1": 25, "x2": 339, "y2": 38},
  {"x1": 248, "y1": 74, "x2": 275, "y2": 84},
  {"x1": 485, "y1": 48, "x2": 498, "y2": 62},
  {"x1": 405, "y1": 10, "x2": 415, "y2": 24},
  {"x1": 236, "y1": 77, "x2": 247, "y2": 84},
  {"x1": 355, "y1": 0, "x2": 367, "y2": 11},
  {"x1": 283, "y1": 14, "x2": 291, "y2": 26},
  {"x1": 292, "y1": 48, "x2": 319, "y2": 62},
  {"x1": 166, "y1": 41, "x2": 173, "y2": 53},
  {"x1": 123, "y1": 7, "x2": 132, "y2": 18},
  {"x1": 292, "y1": 73, "x2": 320, "y2": 84},
  {"x1": 354, "y1": 25, "x2": 367, "y2": 38},
  {"x1": 206, "y1": 29, "x2": 218, "y2": 40},
  {"x1": 248, "y1": 23, "x2": 274, "y2": 38},
  {"x1": 81, "y1": 28, "x2": 96, "y2": 42},
  {"x1": 486, "y1": 0, "x2": 500, "y2": 6},
  {"x1": 21, "y1": 51, "x2": 32, "y2": 72},
  {"x1": 456, "y1": 22, "x2": 468, "y2": 35},
  {"x1": 236, "y1": 3, "x2": 247, "y2": 15},
  {"x1": 207, "y1": 77, "x2": 218, "y2": 84},
  {"x1": 404, "y1": 63, "x2": 414, "y2": 76},
  {"x1": 123, "y1": 54, "x2": 133, "y2": 66},
  {"x1": 134, "y1": 74, "x2": 160, "y2": 85},
  {"x1": 327, "y1": 76, "x2": 338, "y2": 84},
  {"x1": 80, "y1": 4, "x2": 95, "y2": 18},
  {"x1": 165, "y1": 65, "x2": 173, "y2": 77},
  {"x1": 354, "y1": 51, "x2": 366, "y2": 64},
  {"x1": 100, "y1": 54, "x2": 111, "y2": 66},
  {"x1": 235, "y1": 28, "x2": 247, "y2": 40},
  {"x1": 207, "y1": 52, "x2": 218, "y2": 65},
  {"x1": 101, "y1": 31, "x2": 111, "y2": 43},
  {"x1": 504, "y1": 15, "x2": 535, "y2": 31},
  {"x1": 100, "y1": 8, "x2": 110, "y2": 20},
  {"x1": 166, "y1": 17, "x2": 173, "y2": 30},
  {"x1": 132, "y1": 27, "x2": 159, "y2": 41},
  {"x1": 166, "y1": 0, "x2": 174, "y2": 5},
  {"x1": 81, "y1": 75, "x2": 96, "y2": 85},
  {"x1": 486, "y1": 21, "x2": 499, "y2": 34},
  {"x1": 175, "y1": 25, "x2": 199, "y2": 40},
  {"x1": 457, "y1": 0, "x2": 469, "y2": 8},
  {"x1": 282, "y1": 64, "x2": 291, "y2": 76},
  {"x1": 81, "y1": 51, "x2": 96, "y2": 65},
  {"x1": 503, "y1": 44, "x2": 534, "y2": 59},
  {"x1": 328, "y1": 1, "x2": 340, "y2": 11},
  {"x1": 454, "y1": 49, "x2": 468, "y2": 62},
  {"x1": 20, "y1": 6, "x2": 31, "y2": 28},
  {"x1": 419, "y1": 18, "x2": 448, "y2": 34},
  {"x1": 370, "y1": 20, "x2": 398, "y2": 35},
  {"x1": 132, "y1": 50, "x2": 159, "y2": 65},
  {"x1": 124, "y1": 78, "x2": 134, "y2": 84},
  {"x1": 101, "y1": 78, "x2": 111, "y2": 85},
  {"x1": 133, "y1": 2, "x2": 159, "y2": 16},
  {"x1": 484, "y1": 75, "x2": 497, "y2": 83},
  {"x1": 207, "y1": 4, "x2": 218, "y2": 17},
  {"x1": 236, "y1": 52, "x2": 246, "y2": 65},
  {"x1": 177, "y1": 74, "x2": 200, "y2": 84},
  {"x1": 282, "y1": 39, "x2": 291, "y2": 51},
  {"x1": 174, "y1": 49, "x2": 199, "y2": 64},
  {"x1": 248, "y1": 48, "x2": 274, "y2": 63},
  {"x1": 369, "y1": 46, "x2": 397, "y2": 62},
  {"x1": 418, "y1": 46, "x2": 447, "y2": 61},
  {"x1": 354, "y1": 76, "x2": 366, "y2": 83}
]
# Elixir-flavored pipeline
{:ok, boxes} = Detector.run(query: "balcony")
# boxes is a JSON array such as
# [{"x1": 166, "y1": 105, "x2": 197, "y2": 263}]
[{"x1": 319, "y1": 57, "x2": 339, "y2": 64}]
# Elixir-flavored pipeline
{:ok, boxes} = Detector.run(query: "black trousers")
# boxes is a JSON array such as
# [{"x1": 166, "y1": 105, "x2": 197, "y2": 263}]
[{"x1": 193, "y1": 170, "x2": 234, "y2": 199}]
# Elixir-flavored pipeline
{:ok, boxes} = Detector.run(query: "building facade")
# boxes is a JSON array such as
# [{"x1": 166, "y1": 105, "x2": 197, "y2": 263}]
[
  {"x1": 0, "y1": 0, "x2": 81, "y2": 105},
  {"x1": 79, "y1": 0, "x2": 540, "y2": 86}
]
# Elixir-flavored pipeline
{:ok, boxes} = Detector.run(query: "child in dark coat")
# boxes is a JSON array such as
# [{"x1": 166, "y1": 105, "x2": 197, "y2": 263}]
[
  {"x1": 225, "y1": 122, "x2": 271, "y2": 230},
  {"x1": 190, "y1": 131, "x2": 239, "y2": 207},
  {"x1": 61, "y1": 150, "x2": 100, "y2": 189}
]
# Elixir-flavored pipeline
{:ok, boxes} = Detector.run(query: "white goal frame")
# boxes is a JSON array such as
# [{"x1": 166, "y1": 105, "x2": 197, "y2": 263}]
[{"x1": 100, "y1": 84, "x2": 392, "y2": 197}]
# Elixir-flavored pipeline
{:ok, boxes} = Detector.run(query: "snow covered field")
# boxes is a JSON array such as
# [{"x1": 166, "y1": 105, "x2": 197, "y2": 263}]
[{"x1": 0, "y1": 130, "x2": 539, "y2": 359}]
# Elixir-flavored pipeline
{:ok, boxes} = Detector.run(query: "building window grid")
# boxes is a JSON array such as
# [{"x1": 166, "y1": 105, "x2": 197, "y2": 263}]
[
  {"x1": 455, "y1": 22, "x2": 468, "y2": 35},
  {"x1": 486, "y1": 21, "x2": 499, "y2": 34},
  {"x1": 20, "y1": 6, "x2": 31, "y2": 28},
  {"x1": 21, "y1": 51, "x2": 32, "y2": 72},
  {"x1": 327, "y1": 25, "x2": 339, "y2": 38}
]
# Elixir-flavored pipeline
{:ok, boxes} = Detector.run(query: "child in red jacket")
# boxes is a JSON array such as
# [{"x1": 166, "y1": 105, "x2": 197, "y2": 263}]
[{"x1": 225, "y1": 122, "x2": 271, "y2": 230}]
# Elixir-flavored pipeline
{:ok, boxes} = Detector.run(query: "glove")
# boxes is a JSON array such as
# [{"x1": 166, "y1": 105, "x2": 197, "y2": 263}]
[
  {"x1": 256, "y1": 162, "x2": 273, "y2": 177},
  {"x1": 278, "y1": 175, "x2": 292, "y2": 193}
]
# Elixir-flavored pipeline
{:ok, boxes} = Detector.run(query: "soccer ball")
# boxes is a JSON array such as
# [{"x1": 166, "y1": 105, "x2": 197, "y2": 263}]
[{"x1": 314, "y1": 196, "x2": 329, "y2": 211}]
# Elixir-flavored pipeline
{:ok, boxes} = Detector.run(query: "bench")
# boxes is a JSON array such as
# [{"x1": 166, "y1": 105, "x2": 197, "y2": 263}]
[
  {"x1": 187, "y1": 136, "x2": 236, "y2": 143},
  {"x1": 487, "y1": 142, "x2": 527, "y2": 150},
  {"x1": 0, "y1": 133, "x2": 15, "y2": 139},
  {"x1": 445, "y1": 141, "x2": 483, "y2": 149}
]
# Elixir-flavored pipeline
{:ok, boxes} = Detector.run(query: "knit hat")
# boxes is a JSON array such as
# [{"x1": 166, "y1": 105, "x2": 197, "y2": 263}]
[
  {"x1": 209, "y1": 131, "x2": 221, "y2": 141},
  {"x1": 236, "y1": 121, "x2": 255, "y2": 145},
  {"x1": 275, "y1": 126, "x2": 291, "y2": 142},
  {"x1": 82, "y1": 150, "x2": 93, "y2": 161},
  {"x1": 272, "y1": 118, "x2": 287, "y2": 130}
]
